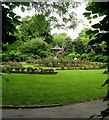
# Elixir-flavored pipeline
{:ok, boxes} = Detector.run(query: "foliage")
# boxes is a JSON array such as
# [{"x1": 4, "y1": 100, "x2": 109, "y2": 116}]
[
  {"x1": 19, "y1": 37, "x2": 49, "y2": 58},
  {"x1": 35, "y1": 57, "x2": 104, "y2": 70},
  {"x1": 52, "y1": 33, "x2": 68, "y2": 47},
  {"x1": 63, "y1": 37, "x2": 73, "y2": 55},
  {"x1": 2, "y1": 2, "x2": 30, "y2": 44},
  {"x1": 2, "y1": 62, "x2": 55, "y2": 74},
  {"x1": 73, "y1": 38, "x2": 86, "y2": 55},
  {"x1": 31, "y1": 1, "x2": 80, "y2": 30},
  {"x1": 2, "y1": 1, "x2": 80, "y2": 45},
  {"x1": 17, "y1": 15, "x2": 52, "y2": 43},
  {"x1": 81, "y1": 53, "x2": 87, "y2": 60},
  {"x1": 84, "y1": 2, "x2": 109, "y2": 119},
  {"x1": 67, "y1": 53, "x2": 76, "y2": 59}
]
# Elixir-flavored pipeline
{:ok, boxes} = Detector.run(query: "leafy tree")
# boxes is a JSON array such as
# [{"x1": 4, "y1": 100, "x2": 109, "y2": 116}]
[
  {"x1": 73, "y1": 39, "x2": 86, "y2": 55},
  {"x1": 78, "y1": 28, "x2": 92, "y2": 45},
  {"x1": 16, "y1": 15, "x2": 52, "y2": 43},
  {"x1": 84, "y1": 2, "x2": 109, "y2": 119},
  {"x1": 52, "y1": 33, "x2": 68, "y2": 47},
  {"x1": 19, "y1": 37, "x2": 49, "y2": 58},
  {"x1": 63, "y1": 37, "x2": 73, "y2": 55},
  {"x1": 2, "y1": 2, "x2": 30, "y2": 44}
]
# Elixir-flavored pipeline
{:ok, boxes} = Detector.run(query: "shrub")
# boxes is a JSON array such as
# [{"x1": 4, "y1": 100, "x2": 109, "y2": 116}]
[
  {"x1": 76, "y1": 54, "x2": 80, "y2": 58},
  {"x1": 20, "y1": 67, "x2": 26, "y2": 72},
  {"x1": 26, "y1": 58, "x2": 36, "y2": 64},
  {"x1": 9, "y1": 50, "x2": 21, "y2": 62},
  {"x1": 81, "y1": 53, "x2": 87, "y2": 59},
  {"x1": 27, "y1": 67, "x2": 33, "y2": 73},
  {"x1": 67, "y1": 53, "x2": 76, "y2": 59},
  {"x1": 14, "y1": 68, "x2": 20, "y2": 72},
  {"x1": 94, "y1": 54, "x2": 104, "y2": 62},
  {"x1": 34, "y1": 68, "x2": 39, "y2": 72}
]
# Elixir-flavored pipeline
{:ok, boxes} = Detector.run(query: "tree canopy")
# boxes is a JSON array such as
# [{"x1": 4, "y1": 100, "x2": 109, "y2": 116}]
[{"x1": 2, "y1": 1, "x2": 80, "y2": 44}]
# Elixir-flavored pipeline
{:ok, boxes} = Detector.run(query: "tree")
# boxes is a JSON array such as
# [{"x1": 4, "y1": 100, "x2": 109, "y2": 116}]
[
  {"x1": 31, "y1": 1, "x2": 80, "y2": 30},
  {"x1": 84, "y1": 2, "x2": 109, "y2": 119},
  {"x1": 19, "y1": 37, "x2": 49, "y2": 58},
  {"x1": 63, "y1": 37, "x2": 73, "y2": 55},
  {"x1": 16, "y1": 15, "x2": 52, "y2": 43},
  {"x1": 52, "y1": 33, "x2": 68, "y2": 47},
  {"x1": 2, "y1": 2, "x2": 30, "y2": 44},
  {"x1": 73, "y1": 38, "x2": 86, "y2": 55},
  {"x1": 2, "y1": 1, "x2": 80, "y2": 44}
]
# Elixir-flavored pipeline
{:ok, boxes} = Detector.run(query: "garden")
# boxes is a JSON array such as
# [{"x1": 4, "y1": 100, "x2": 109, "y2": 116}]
[{"x1": 1, "y1": 2, "x2": 109, "y2": 119}]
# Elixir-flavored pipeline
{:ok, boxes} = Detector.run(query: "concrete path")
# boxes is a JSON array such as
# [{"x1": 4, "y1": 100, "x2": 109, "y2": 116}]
[{"x1": 2, "y1": 100, "x2": 108, "y2": 118}]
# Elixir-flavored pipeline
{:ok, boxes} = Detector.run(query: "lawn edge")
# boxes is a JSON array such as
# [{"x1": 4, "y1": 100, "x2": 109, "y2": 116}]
[{"x1": 1, "y1": 104, "x2": 63, "y2": 109}]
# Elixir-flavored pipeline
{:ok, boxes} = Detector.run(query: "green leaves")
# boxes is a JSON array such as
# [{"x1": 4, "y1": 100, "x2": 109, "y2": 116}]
[
  {"x1": 86, "y1": 30, "x2": 93, "y2": 35},
  {"x1": 9, "y1": 12, "x2": 16, "y2": 18},
  {"x1": 93, "y1": 15, "x2": 98, "y2": 19},
  {"x1": 15, "y1": 15, "x2": 22, "y2": 20},
  {"x1": 92, "y1": 23, "x2": 101, "y2": 29},
  {"x1": 2, "y1": 2, "x2": 30, "y2": 44},
  {"x1": 83, "y1": 12, "x2": 91, "y2": 17},
  {"x1": 21, "y1": 6, "x2": 25, "y2": 12},
  {"x1": 85, "y1": 5, "x2": 93, "y2": 11}
]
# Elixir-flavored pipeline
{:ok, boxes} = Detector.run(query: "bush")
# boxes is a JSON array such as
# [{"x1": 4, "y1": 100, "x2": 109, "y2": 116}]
[
  {"x1": 26, "y1": 58, "x2": 36, "y2": 64},
  {"x1": 76, "y1": 54, "x2": 80, "y2": 58},
  {"x1": 20, "y1": 67, "x2": 26, "y2": 72},
  {"x1": 27, "y1": 67, "x2": 33, "y2": 73},
  {"x1": 38, "y1": 50, "x2": 49, "y2": 58},
  {"x1": 94, "y1": 54, "x2": 105, "y2": 62},
  {"x1": 81, "y1": 53, "x2": 87, "y2": 59},
  {"x1": 67, "y1": 53, "x2": 76, "y2": 59},
  {"x1": 14, "y1": 68, "x2": 20, "y2": 72}
]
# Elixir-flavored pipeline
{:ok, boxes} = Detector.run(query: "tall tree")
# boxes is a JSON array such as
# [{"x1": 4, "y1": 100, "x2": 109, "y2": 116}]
[
  {"x1": 63, "y1": 37, "x2": 73, "y2": 55},
  {"x1": 16, "y1": 15, "x2": 52, "y2": 43}
]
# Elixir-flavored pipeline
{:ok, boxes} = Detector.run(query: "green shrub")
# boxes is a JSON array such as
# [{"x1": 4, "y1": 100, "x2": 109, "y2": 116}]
[
  {"x1": 76, "y1": 54, "x2": 80, "y2": 58},
  {"x1": 14, "y1": 68, "x2": 20, "y2": 72},
  {"x1": 27, "y1": 67, "x2": 33, "y2": 73},
  {"x1": 20, "y1": 67, "x2": 26, "y2": 72},
  {"x1": 81, "y1": 53, "x2": 87, "y2": 59},
  {"x1": 34, "y1": 68, "x2": 39, "y2": 72},
  {"x1": 26, "y1": 58, "x2": 36, "y2": 64},
  {"x1": 67, "y1": 53, "x2": 76, "y2": 59}
]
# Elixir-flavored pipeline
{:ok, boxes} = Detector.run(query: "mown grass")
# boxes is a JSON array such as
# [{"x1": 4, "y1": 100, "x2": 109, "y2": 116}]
[{"x1": 2, "y1": 69, "x2": 107, "y2": 106}]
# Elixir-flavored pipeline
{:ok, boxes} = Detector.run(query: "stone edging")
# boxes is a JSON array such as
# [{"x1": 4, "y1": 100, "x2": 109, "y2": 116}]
[{"x1": 1, "y1": 104, "x2": 62, "y2": 109}]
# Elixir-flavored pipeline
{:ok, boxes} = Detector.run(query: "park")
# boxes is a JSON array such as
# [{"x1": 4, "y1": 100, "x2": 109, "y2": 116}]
[{"x1": 1, "y1": 1, "x2": 109, "y2": 119}]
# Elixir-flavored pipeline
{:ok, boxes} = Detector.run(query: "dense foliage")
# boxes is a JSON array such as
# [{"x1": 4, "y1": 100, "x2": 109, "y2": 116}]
[{"x1": 84, "y1": 2, "x2": 109, "y2": 119}]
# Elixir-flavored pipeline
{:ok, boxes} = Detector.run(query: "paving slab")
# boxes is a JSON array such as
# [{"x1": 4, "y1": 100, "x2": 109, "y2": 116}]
[{"x1": 2, "y1": 99, "x2": 108, "y2": 119}]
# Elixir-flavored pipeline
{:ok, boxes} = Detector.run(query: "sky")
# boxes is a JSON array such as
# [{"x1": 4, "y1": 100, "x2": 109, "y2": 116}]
[{"x1": 13, "y1": 2, "x2": 88, "y2": 39}]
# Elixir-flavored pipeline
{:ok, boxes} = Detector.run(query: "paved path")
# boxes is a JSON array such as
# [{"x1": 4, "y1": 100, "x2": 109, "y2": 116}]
[{"x1": 2, "y1": 100, "x2": 108, "y2": 118}]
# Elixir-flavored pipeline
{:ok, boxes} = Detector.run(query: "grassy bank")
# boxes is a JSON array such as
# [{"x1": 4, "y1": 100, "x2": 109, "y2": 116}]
[{"x1": 2, "y1": 69, "x2": 107, "y2": 106}]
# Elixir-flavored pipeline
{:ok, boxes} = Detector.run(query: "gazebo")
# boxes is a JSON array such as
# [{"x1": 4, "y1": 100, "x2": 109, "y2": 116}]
[
  {"x1": 51, "y1": 44, "x2": 62, "y2": 59},
  {"x1": 52, "y1": 44, "x2": 62, "y2": 51}
]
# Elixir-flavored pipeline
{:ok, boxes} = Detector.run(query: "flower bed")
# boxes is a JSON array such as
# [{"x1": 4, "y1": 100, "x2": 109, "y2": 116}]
[{"x1": 1, "y1": 62, "x2": 58, "y2": 75}]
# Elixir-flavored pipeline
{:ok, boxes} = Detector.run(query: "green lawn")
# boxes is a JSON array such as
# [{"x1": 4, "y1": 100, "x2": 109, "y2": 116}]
[{"x1": 2, "y1": 69, "x2": 107, "y2": 106}]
